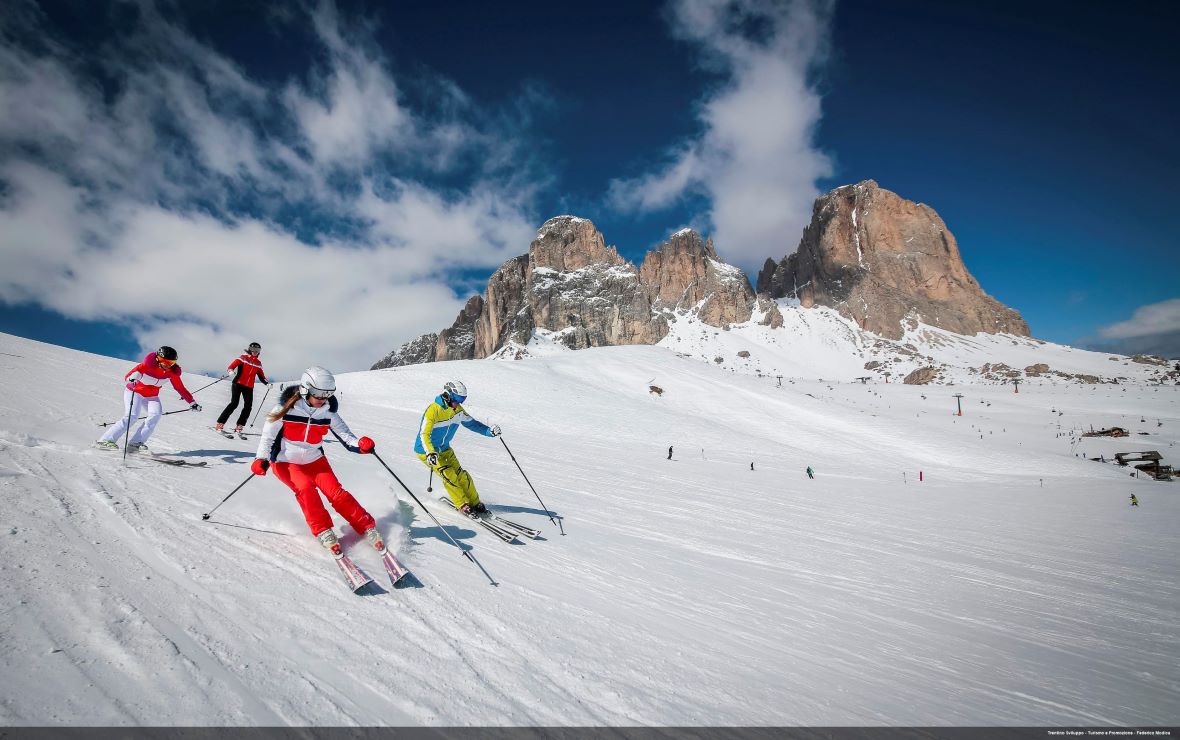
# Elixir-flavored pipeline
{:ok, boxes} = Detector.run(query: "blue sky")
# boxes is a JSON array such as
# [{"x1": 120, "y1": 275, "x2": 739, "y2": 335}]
[{"x1": 1, "y1": 0, "x2": 1177, "y2": 377}]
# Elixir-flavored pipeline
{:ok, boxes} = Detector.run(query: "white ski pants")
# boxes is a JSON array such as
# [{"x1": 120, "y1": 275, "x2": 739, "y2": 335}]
[{"x1": 99, "y1": 389, "x2": 163, "y2": 445}]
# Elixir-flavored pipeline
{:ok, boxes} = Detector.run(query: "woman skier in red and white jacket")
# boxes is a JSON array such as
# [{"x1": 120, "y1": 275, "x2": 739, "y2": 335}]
[
  {"x1": 252, "y1": 366, "x2": 387, "y2": 558},
  {"x1": 96, "y1": 346, "x2": 201, "y2": 453}
]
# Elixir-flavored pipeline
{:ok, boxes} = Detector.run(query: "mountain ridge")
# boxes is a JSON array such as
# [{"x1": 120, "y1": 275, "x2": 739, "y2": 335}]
[{"x1": 373, "y1": 183, "x2": 1098, "y2": 380}]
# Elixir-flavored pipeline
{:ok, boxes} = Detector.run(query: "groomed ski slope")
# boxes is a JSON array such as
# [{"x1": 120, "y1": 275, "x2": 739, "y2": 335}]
[{"x1": 0, "y1": 331, "x2": 1177, "y2": 726}]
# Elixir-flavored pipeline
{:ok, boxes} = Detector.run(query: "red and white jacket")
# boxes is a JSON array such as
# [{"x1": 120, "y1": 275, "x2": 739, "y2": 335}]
[
  {"x1": 124, "y1": 353, "x2": 195, "y2": 403},
  {"x1": 228, "y1": 354, "x2": 268, "y2": 387},
  {"x1": 257, "y1": 386, "x2": 361, "y2": 466}
]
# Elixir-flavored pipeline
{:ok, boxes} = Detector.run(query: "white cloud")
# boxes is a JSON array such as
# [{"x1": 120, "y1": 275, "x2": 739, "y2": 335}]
[
  {"x1": 1099, "y1": 298, "x2": 1180, "y2": 340},
  {"x1": 0, "y1": 1, "x2": 541, "y2": 377},
  {"x1": 607, "y1": 0, "x2": 834, "y2": 270},
  {"x1": 284, "y1": 15, "x2": 412, "y2": 167}
]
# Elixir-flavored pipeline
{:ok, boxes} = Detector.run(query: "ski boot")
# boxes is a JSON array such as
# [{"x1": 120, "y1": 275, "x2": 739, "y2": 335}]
[
  {"x1": 95, "y1": 440, "x2": 118, "y2": 451},
  {"x1": 471, "y1": 502, "x2": 489, "y2": 518},
  {"x1": 363, "y1": 527, "x2": 386, "y2": 553},
  {"x1": 317, "y1": 529, "x2": 343, "y2": 558},
  {"x1": 127, "y1": 442, "x2": 150, "y2": 454}
]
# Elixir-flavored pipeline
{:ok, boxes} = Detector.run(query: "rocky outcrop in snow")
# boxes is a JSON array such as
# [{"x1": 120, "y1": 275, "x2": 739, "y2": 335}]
[
  {"x1": 903, "y1": 366, "x2": 940, "y2": 385},
  {"x1": 756, "y1": 180, "x2": 1030, "y2": 340}
]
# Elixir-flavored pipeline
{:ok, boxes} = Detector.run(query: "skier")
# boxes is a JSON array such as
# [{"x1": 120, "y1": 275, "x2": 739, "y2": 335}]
[
  {"x1": 415, "y1": 380, "x2": 500, "y2": 516},
  {"x1": 251, "y1": 366, "x2": 385, "y2": 558},
  {"x1": 96, "y1": 346, "x2": 200, "y2": 452},
  {"x1": 668, "y1": 446, "x2": 673, "y2": 460},
  {"x1": 216, "y1": 342, "x2": 269, "y2": 436},
  {"x1": 806, "y1": 466, "x2": 815, "y2": 479},
  {"x1": 1130, "y1": 494, "x2": 1139, "y2": 507}
]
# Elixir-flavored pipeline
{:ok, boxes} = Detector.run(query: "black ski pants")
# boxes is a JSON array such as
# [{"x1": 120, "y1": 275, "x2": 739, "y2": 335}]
[{"x1": 217, "y1": 384, "x2": 254, "y2": 427}]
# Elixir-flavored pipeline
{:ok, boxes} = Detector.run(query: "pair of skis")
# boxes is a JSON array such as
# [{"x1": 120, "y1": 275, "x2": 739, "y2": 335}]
[
  {"x1": 97, "y1": 444, "x2": 208, "y2": 467},
  {"x1": 334, "y1": 545, "x2": 410, "y2": 593},
  {"x1": 145, "y1": 455, "x2": 207, "y2": 467},
  {"x1": 435, "y1": 497, "x2": 542, "y2": 543},
  {"x1": 337, "y1": 499, "x2": 541, "y2": 592},
  {"x1": 213, "y1": 427, "x2": 250, "y2": 441}
]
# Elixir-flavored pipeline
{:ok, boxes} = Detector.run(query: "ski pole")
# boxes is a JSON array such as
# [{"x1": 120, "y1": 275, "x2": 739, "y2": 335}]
[
  {"x1": 250, "y1": 383, "x2": 274, "y2": 427},
  {"x1": 202, "y1": 473, "x2": 256, "y2": 521},
  {"x1": 351, "y1": 439, "x2": 495, "y2": 585},
  {"x1": 99, "y1": 407, "x2": 196, "y2": 427},
  {"x1": 499, "y1": 437, "x2": 562, "y2": 534},
  {"x1": 427, "y1": 468, "x2": 433, "y2": 492},
  {"x1": 191, "y1": 374, "x2": 229, "y2": 396},
  {"x1": 122, "y1": 390, "x2": 137, "y2": 462}
]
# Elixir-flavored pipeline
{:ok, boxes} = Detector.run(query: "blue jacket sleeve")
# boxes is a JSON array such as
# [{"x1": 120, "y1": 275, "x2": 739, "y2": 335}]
[{"x1": 461, "y1": 416, "x2": 493, "y2": 437}]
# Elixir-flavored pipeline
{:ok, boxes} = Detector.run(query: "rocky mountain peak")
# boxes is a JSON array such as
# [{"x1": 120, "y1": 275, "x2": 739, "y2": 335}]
[
  {"x1": 530, "y1": 216, "x2": 625, "y2": 273},
  {"x1": 372, "y1": 218, "x2": 761, "y2": 368},
  {"x1": 639, "y1": 228, "x2": 754, "y2": 325},
  {"x1": 756, "y1": 180, "x2": 1029, "y2": 340}
]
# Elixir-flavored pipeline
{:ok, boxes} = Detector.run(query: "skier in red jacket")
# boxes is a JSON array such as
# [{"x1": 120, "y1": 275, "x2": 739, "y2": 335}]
[
  {"x1": 216, "y1": 342, "x2": 269, "y2": 435},
  {"x1": 96, "y1": 346, "x2": 200, "y2": 453},
  {"x1": 251, "y1": 366, "x2": 387, "y2": 558}
]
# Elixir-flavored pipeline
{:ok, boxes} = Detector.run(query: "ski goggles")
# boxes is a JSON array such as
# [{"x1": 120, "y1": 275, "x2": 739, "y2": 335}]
[
  {"x1": 306, "y1": 387, "x2": 334, "y2": 399},
  {"x1": 449, "y1": 394, "x2": 466, "y2": 404},
  {"x1": 157, "y1": 357, "x2": 176, "y2": 366}
]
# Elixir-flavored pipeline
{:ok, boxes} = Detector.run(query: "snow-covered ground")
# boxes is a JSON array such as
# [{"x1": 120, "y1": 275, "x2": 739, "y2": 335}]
[
  {"x1": 501, "y1": 300, "x2": 1174, "y2": 388},
  {"x1": 655, "y1": 300, "x2": 1175, "y2": 387},
  {"x1": 1, "y1": 330, "x2": 1177, "y2": 726}
]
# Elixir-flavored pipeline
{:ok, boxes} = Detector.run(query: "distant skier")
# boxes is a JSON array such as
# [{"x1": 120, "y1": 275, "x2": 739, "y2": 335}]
[
  {"x1": 96, "y1": 346, "x2": 200, "y2": 453},
  {"x1": 216, "y1": 341, "x2": 269, "y2": 436},
  {"x1": 750, "y1": 462, "x2": 754, "y2": 471},
  {"x1": 251, "y1": 366, "x2": 386, "y2": 558},
  {"x1": 415, "y1": 380, "x2": 500, "y2": 516},
  {"x1": 668, "y1": 446, "x2": 673, "y2": 460},
  {"x1": 1130, "y1": 494, "x2": 1139, "y2": 507},
  {"x1": 806, "y1": 466, "x2": 815, "y2": 479}
]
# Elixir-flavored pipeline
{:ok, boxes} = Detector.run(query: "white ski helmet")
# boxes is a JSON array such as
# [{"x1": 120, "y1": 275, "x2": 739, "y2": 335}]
[
  {"x1": 300, "y1": 366, "x2": 336, "y2": 399},
  {"x1": 443, "y1": 380, "x2": 467, "y2": 402}
]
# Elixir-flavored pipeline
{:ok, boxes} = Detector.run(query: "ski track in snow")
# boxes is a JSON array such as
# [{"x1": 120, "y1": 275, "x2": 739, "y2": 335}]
[{"x1": 0, "y1": 331, "x2": 1178, "y2": 726}]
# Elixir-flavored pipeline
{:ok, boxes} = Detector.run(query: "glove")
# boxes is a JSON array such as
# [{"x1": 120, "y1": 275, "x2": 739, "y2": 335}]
[
  {"x1": 489, "y1": 424, "x2": 501, "y2": 437},
  {"x1": 250, "y1": 459, "x2": 270, "y2": 476},
  {"x1": 357, "y1": 436, "x2": 375, "y2": 454},
  {"x1": 426, "y1": 452, "x2": 438, "y2": 467},
  {"x1": 190, "y1": 402, "x2": 202, "y2": 412}
]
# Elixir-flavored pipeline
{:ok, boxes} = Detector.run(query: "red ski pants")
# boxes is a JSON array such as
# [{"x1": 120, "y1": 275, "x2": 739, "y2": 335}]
[{"x1": 272, "y1": 455, "x2": 375, "y2": 537}]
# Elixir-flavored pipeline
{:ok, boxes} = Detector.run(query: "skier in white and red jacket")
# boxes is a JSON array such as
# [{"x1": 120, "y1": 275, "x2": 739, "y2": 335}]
[
  {"x1": 251, "y1": 366, "x2": 387, "y2": 558},
  {"x1": 96, "y1": 346, "x2": 200, "y2": 453}
]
